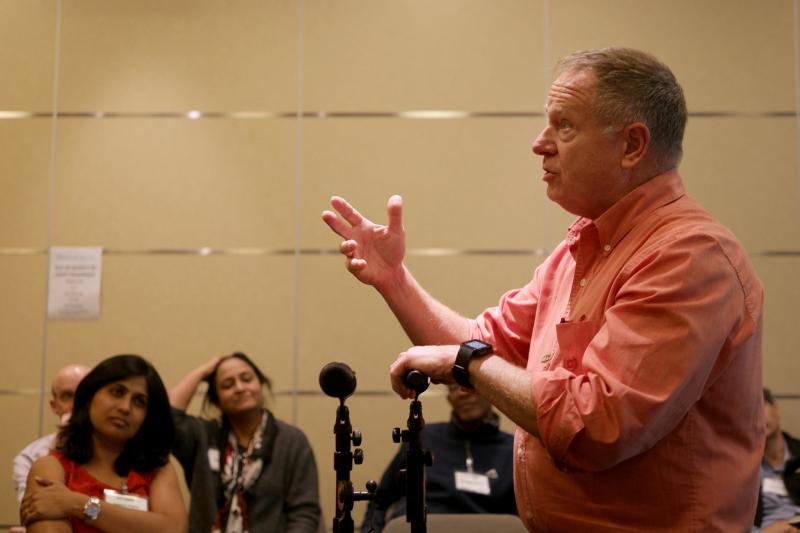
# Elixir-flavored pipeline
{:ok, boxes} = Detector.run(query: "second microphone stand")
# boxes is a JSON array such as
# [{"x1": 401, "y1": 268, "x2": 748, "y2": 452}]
[
  {"x1": 392, "y1": 371, "x2": 434, "y2": 533},
  {"x1": 333, "y1": 397, "x2": 377, "y2": 533}
]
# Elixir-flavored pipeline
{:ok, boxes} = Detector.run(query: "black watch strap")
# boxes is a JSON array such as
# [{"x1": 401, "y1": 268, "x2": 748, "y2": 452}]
[{"x1": 452, "y1": 340, "x2": 493, "y2": 389}]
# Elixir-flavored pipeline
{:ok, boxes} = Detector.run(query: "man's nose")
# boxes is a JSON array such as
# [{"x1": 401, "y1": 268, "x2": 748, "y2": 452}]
[{"x1": 532, "y1": 127, "x2": 555, "y2": 156}]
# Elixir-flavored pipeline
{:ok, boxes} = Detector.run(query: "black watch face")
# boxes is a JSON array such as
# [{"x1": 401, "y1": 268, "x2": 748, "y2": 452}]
[{"x1": 465, "y1": 340, "x2": 488, "y2": 350}]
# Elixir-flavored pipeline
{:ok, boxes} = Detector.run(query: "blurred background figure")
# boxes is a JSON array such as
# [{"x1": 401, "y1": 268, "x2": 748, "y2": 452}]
[
  {"x1": 12, "y1": 364, "x2": 90, "y2": 504},
  {"x1": 756, "y1": 388, "x2": 800, "y2": 532},
  {"x1": 19, "y1": 354, "x2": 186, "y2": 532},
  {"x1": 361, "y1": 384, "x2": 516, "y2": 533},
  {"x1": 170, "y1": 352, "x2": 321, "y2": 533}
]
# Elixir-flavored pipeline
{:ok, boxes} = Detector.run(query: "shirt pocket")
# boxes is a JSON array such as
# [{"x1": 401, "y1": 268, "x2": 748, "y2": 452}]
[{"x1": 552, "y1": 319, "x2": 600, "y2": 374}]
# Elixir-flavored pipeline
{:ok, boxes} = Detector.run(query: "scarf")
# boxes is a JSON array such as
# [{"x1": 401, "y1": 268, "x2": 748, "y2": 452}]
[{"x1": 212, "y1": 410, "x2": 271, "y2": 533}]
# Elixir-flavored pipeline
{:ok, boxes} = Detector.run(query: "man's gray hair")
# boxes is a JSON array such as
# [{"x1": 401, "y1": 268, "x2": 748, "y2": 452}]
[{"x1": 555, "y1": 47, "x2": 687, "y2": 172}]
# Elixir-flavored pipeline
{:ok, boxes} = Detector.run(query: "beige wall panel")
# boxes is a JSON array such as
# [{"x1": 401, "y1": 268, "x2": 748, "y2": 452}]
[
  {"x1": 775, "y1": 399, "x2": 800, "y2": 439},
  {"x1": 548, "y1": 0, "x2": 795, "y2": 112},
  {"x1": 44, "y1": 255, "x2": 296, "y2": 394},
  {"x1": 757, "y1": 256, "x2": 800, "y2": 392},
  {"x1": 297, "y1": 254, "x2": 544, "y2": 391},
  {"x1": 304, "y1": 0, "x2": 546, "y2": 111},
  {"x1": 0, "y1": 0, "x2": 56, "y2": 110},
  {"x1": 301, "y1": 118, "x2": 567, "y2": 250},
  {"x1": 58, "y1": 0, "x2": 298, "y2": 111},
  {"x1": 297, "y1": 255, "x2": 411, "y2": 391},
  {"x1": 0, "y1": 395, "x2": 47, "y2": 528},
  {"x1": 0, "y1": 256, "x2": 46, "y2": 390},
  {"x1": 405, "y1": 255, "x2": 545, "y2": 319},
  {"x1": 263, "y1": 392, "x2": 298, "y2": 425},
  {"x1": 0, "y1": 121, "x2": 53, "y2": 248},
  {"x1": 51, "y1": 119, "x2": 295, "y2": 249},
  {"x1": 681, "y1": 117, "x2": 799, "y2": 251}
]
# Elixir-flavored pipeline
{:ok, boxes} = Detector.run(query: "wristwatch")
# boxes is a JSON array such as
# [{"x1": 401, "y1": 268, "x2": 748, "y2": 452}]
[
  {"x1": 83, "y1": 496, "x2": 101, "y2": 522},
  {"x1": 452, "y1": 340, "x2": 493, "y2": 389}
]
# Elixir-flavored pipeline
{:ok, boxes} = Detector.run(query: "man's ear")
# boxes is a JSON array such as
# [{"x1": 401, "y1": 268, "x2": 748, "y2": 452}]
[
  {"x1": 49, "y1": 398, "x2": 58, "y2": 416},
  {"x1": 621, "y1": 122, "x2": 650, "y2": 169}
]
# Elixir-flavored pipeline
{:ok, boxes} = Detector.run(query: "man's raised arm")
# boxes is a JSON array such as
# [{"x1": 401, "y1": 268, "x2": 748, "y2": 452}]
[{"x1": 321, "y1": 195, "x2": 470, "y2": 345}]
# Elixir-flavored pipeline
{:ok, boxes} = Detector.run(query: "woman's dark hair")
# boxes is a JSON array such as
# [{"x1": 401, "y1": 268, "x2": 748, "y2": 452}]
[
  {"x1": 203, "y1": 351, "x2": 272, "y2": 412},
  {"x1": 57, "y1": 354, "x2": 174, "y2": 476}
]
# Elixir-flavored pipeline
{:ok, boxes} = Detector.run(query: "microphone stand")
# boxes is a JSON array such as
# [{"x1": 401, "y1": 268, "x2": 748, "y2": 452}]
[
  {"x1": 332, "y1": 397, "x2": 377, "y2": 533},
  {"x1": 392, "y1": 371, "x2": 433, "y2": 533}
]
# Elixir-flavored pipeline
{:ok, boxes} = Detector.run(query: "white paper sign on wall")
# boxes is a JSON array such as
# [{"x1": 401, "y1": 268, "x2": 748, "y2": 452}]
[{"x1": 47, "y1": 247, "x2": 103, "y2": 320}]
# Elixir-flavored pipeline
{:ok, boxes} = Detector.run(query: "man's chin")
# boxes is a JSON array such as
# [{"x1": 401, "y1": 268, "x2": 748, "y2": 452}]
[{"x1": 545, "y1": 185, "x2": 564, "y2": 205}]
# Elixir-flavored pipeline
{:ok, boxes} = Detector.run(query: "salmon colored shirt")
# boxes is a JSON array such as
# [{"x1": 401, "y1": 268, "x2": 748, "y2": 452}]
[{"x1": 469, "y1": 170, "x2": 764, "y2": 532}]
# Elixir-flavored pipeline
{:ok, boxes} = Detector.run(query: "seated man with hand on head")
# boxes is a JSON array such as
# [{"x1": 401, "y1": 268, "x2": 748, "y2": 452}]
[
  {"x1": 361, "y1": 384, "x2": 516, "y2": 533},
  {"x1": 12, "y1": 364, "x2": 90, "y2": 504}
]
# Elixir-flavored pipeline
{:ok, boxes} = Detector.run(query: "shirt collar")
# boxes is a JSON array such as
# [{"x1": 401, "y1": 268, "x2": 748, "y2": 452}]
[
  {"x1": 761, "y1": 434, "x2": 794, "y2": 473},
  {"x1": 565, "y1": 169, "x2": 686, "y2": 252}
]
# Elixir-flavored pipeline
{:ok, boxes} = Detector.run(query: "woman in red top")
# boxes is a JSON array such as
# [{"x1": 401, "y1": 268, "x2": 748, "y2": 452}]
[{"x1": 20, "y1": 354, "x2": 187, "y2": 533}]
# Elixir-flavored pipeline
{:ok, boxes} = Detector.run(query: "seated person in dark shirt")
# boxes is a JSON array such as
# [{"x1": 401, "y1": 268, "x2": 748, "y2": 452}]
[
  {"x1": 361, "y1": 384, "x2": 516, "y2": 532},
  {"x1": 756, "y1": 388, "x2": 800, "y2": 532}
]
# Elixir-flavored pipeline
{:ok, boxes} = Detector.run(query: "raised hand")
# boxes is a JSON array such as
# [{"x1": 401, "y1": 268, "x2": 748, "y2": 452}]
[
  {"x1": 321, "y1": 195, "x2": 406, "y2": 289},
  {"x1": 199, "y1": 355, "x2": 224, "y2": 378}
]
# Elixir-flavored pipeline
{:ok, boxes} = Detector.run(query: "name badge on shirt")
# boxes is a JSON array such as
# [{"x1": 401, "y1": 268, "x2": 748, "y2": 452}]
[
  {"x1": 208, "y1": 448, "x2": 220, "y2": 472},
  {"x1": 454, "y1": 471, "x2": 491, "y2": 495},
  {"x1": 103, "y1": 489, "x2": 149, "y2": 511},
  {"x1": 763, "y1": 477, "x2": 789, "y2": 497}
]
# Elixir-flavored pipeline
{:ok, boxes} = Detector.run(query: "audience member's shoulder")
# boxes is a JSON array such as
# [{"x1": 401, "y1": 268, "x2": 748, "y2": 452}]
[
  {"x1": 274, "y1": 417, "x2": 312, "y2": 440},
  {"x1": 30, "y1": 454, "x2": 65, "y2": 478},
  {"x1": 16, "y1": 432, "x2": 57, "y2": 459}
]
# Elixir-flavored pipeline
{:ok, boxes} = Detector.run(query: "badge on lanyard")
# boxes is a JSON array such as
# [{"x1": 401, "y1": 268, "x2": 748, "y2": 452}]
[
  {"x1": 454, "y1": 471, "x2": 491, "y2": 495},
  {"x1": 208, "y1": 448, "x2": 221, "y2": 472},
  {"x1": 454, "y1": 440, "x2": 491, "y2": 495},
  {"x1": 102, "y1": 488, "x2": 149, "y2": 511},
  {"x1": 763, "y1": 477, "x2": 789, "y2": 497}
]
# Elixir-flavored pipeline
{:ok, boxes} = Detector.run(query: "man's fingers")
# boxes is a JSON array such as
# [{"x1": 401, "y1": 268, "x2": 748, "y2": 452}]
[
  {"x1": 340, "y1": 240, "x2": 358, "y2": 257},
  {"x1": 330, "y1": 196, "x2": 365, "y2": 226},
  {"x1": 386, "y1": 195, "x2": 403, "y2": 233},
  {"x1": 389, "y1": 356, "x2": 415, "y2": 399},
  {"x1": 346, "y1": 258, "x2": 367, "y2": 273},
  {"x1": 321, "y1": 210, "x2": 351, "y2": 239}
]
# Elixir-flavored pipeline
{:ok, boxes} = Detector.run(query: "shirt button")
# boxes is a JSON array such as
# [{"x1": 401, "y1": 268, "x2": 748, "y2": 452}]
[
  {"x1": 517, "y1": 447, "x2": 524, "y2": 459},
  {"x1": 579, "y1": 278, "x2": 588, "y2": 287},
  {"x1": 525, "y1": 511, "x2": 533, "y2": 520},
  {"x1": 603, "y1": 244, "x2": 611, "y2": 253},
  {"x1": 565, "y1": 358, "x2": 576, "y2": 370}
]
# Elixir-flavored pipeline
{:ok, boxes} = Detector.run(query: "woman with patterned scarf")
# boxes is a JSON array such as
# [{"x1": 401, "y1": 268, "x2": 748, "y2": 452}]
[{"x1": 169, "y1": 352, "x2": 321, "y2": 533}]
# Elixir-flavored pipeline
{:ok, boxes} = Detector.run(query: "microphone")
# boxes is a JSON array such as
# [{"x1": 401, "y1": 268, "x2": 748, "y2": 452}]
[
  {"x1": 319, "y1": 362, "x2": 357, "y2": 399},
  {"x1": 404, "y1": 370, "x2": 430, "y2": 395}
]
